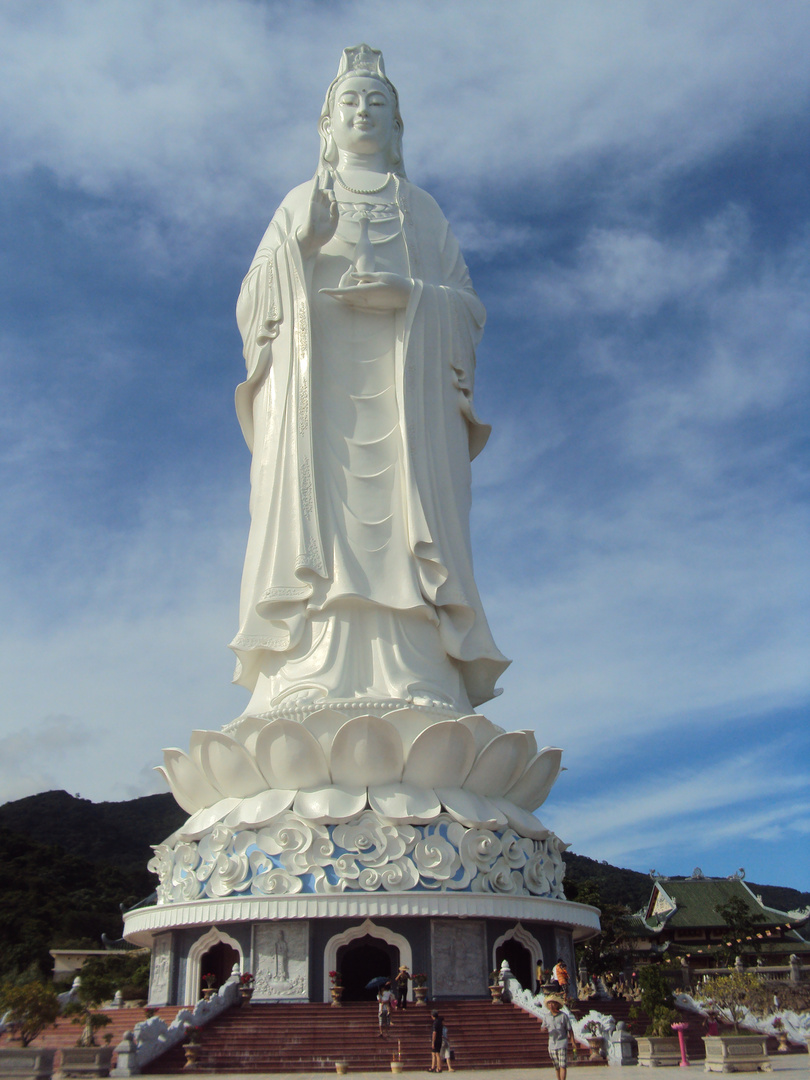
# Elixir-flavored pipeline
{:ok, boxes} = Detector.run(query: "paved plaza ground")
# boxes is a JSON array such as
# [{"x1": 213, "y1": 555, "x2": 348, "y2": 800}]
[{"x1": 144, "y1": 1055, "x2": 808, "y2": 1080}]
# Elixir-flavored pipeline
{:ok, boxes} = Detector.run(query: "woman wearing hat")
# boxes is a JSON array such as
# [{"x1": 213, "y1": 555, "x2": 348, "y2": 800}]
[{"x1": 395, "y1": 965, "x2": 411, "y2": 1009}]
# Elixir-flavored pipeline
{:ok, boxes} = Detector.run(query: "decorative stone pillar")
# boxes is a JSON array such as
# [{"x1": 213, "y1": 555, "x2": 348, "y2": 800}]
[
  {"x1": 147, "y1": 934, "x2": 173, "y2": 1006},
  {"x1": 431, "y1": 920, "x2": 487, "y2": 997}
]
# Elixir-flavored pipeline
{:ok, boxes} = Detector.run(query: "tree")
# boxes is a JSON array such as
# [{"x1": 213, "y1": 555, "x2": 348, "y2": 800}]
[
  {"x1": 0, "y1": 981, "x2": 60, "y2": 1046},
  {"x1": 715, "y1": 897, "x2": 763, "y2": 965},
  {"x1": 570, "y1": 879, "x2": 632, "y2": 977},
  {"x1": 699, "y1": 971, "x2": 769, "y2": 1033}
]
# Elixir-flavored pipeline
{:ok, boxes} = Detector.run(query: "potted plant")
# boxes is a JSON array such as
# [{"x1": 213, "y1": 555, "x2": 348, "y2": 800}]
[
  {"x1": 488, "y1": 969, "x2": 503, "y2": 1004},
  {"x1": 201, "y1": 973, "x2": 216, "y2": 1000},
  {"x1": 328, "y1": 970, "x2": 343, "y2": 1007},
  {"x1": 182, "y1": 1024, "x2": 202, "y2": 1069},
  {"x1": 581, "y1": 1019, "x2": 604, "y2": 1061},
  {"x1": 700, "y1": 971, "x2": 771, "y2": 1073},
  {"x1": 412, "y1": 973, "x2": 428, "y2": 1005},
  {"x1": 772, "y1": 1017, "x2": 789, "y2": 1053},
  {"x1": 239, "y1": 972, "x2": 255, "y2": 1003},
  {"x1": 634, "y1": 966, "x2": 681, "y2": 1067}
]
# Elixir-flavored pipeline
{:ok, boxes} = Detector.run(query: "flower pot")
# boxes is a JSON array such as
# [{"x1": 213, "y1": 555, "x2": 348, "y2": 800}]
[
  {"x1": 240, "y1": 987, "x2": 254, "y2": 1004},
  {"x1": 201, "y1": 987, "x2": 215, "y2": 1001},
  {"x1": 777, "y1": 1031, "x2": 789, "y2": 1052},
  {"x1": 183, "y1": 1046, "x2": 199, "y2": 1070},
  {"x1": 0, "y1": 1047, "x2": 56, "y2": 1080},
  {"x1": 391, "y1": 1061, "x2": 404, "y2": 1073},
  {"x1": 587, "y1": 1036, "x2": 603, "y2": 1061},
  {"x1": 702, "y1": 1034, "x2": 770, "y2": 1073},
  {"x1": 330, "y1": 985, "x2": 343, "y2": 1007},
  {"x1": 489, "y1": 983, "x2": 503, "y2": 1004},
  {"x1": 334, "y1": 1063, "x2": 348, "y2": 1075},
  {"x1": 414, "y1": 986, "x2": 428, "y2": 1005},
  {"x1": 636, "y1": 1035, "x2": 681, "y2": 1067}
]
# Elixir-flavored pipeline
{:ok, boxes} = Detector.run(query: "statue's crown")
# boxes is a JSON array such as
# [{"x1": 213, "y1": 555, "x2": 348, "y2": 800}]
[{"x1": 336, "y1": 43, "x2": 387, "y2": 83}]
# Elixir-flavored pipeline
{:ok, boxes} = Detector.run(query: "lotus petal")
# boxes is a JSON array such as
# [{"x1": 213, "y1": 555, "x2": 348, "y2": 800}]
[
  {"x1": 435, "y1": 787, "x2": 508, "y2": 829},
  {"x1": 493, "y1": 798, "x2": 551, "y2": 840},
  {"x1": 330, "y1": 715, "x2": 404, "y2": 786},
  {"x1": 255, "y1": 718, "x2": 331, "y2": 789},
  {"x1": 224, "y1": 788, "x2": 296, "y2": 830},
  {"x1": 504, "y1": 747, "x2": 563, "y2": 811},
  {"x1": 176, "y1": 797, "x2": 242, "y2": 841},
  {"x1": 368, "y1": 783, "x2": 442, "y2": 823},
  {"x1": 193, "y1": 731, "x2": 267, "y2": 799},
  {"x1": 463, "y1": 732, "x2": 530, "y2": 797},
  {"x1": 230, "y1": 716, "x2": 269, "y2": 753},
  {"x1": 159, "y1": 750, "x2": 222, "y2": 814},
  {"x1": 301, "y1": 708, "x2": 352, "y2": 758},
  {"x1": 458, "y1": 714, "x2": 503, "y2": 754},
  {"x1": 293, "y1": 785, "x2": 367, "y2": 824},
  {"x1": 380, "y1": 707, "x2": 437, "y2": 754},
  {"x1": 403, "y1": 722, "x2": 476, "y2": 787},
  {"x1": 520, "y1": 729, "x2": 538, "y2": 758}
]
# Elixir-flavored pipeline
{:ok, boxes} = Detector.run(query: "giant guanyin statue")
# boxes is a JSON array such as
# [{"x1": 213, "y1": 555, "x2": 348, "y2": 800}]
[
  {"x1": 229, "y1": 43, "x2": 508, "y2": 720},
  {"x1": 153, "y1": 47, "x2": 568, "y2": 904}
]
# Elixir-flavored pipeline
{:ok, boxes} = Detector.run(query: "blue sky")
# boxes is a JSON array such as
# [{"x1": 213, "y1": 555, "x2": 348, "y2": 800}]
[{"x1": 1, "y1": 0, "x2": 808, "y2": 897}]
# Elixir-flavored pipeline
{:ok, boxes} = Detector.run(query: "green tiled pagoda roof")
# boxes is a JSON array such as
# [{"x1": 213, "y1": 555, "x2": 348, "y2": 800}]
[{"x1": 645, "y1": 877, "x2": 789, "y2": 930}]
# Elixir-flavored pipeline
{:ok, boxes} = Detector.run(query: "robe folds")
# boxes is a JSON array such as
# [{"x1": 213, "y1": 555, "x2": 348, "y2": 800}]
[{"x1": 230, "y1": 176, "x2": 509, "y2": 713}]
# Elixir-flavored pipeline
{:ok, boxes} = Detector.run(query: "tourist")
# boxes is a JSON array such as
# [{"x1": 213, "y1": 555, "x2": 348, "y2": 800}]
[
  {"x1": 429, "y1": 1009, "x2": 444, "y2": 1072},
  {"x1": 553, "y1": 958, "x2": 570, "y2": 1000},
  {"x1": 378, "y1": 982, "x2": 394, "y2": 1037},
  {"x1": 440, "y1": 1022, "x2": 455, "y2": 1072},
  {"x1": 543, "y1": 998, "x2": 576, "y2": 1080},
  {"x1": 395, "y1": 965, "x2": 410, "y2": 1009}
]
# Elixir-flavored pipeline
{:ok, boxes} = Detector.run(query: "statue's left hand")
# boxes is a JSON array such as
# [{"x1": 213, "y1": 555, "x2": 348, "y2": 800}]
[{"x1": 320, "y1": 272, "x2": 413, "y2": 310}]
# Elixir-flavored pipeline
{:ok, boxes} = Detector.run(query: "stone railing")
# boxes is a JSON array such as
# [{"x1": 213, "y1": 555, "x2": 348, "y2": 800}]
[
  {"x1": 500, "y1": 967, "x2": 634, "y2": 1065},
  {"x1": 674, "y1": 990, "x2": 810, "y2": 1048},
  {"x1": 112, "y1": 969, "x2": 241, "y2": 1076}
]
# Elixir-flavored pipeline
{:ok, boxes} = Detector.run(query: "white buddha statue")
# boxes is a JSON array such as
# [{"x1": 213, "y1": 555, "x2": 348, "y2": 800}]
[{"x1": 229, "y1": 45, "x2": 509, "y2": 721}]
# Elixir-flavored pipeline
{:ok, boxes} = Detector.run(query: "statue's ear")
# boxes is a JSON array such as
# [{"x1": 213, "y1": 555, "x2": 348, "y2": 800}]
[{"x1": 319, "y1": 114, "x2": 331, "y2": 140}]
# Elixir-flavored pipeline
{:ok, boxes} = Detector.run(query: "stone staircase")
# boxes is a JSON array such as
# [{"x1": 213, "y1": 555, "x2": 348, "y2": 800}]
[{"x1": 142, "y1": 1000, "x2": 609, "y2": 1073}]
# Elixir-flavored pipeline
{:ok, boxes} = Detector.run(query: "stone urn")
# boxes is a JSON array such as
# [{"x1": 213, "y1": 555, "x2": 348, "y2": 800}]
[
  {"x1": 414, "y1": 986, "x2": 428, "y2": 1005},
  {"x1": 489, "y1": 983, "x2": 503, "y2": 1004},
  {"x1": 334, "y1": 1062, "x2": 348, "y2": 1075},
  {"x1": 391, "y1": 1060, "x2": 404, "y2": 1073},
  {"x1": 330, "y1": 985, "x2": 343, "y2": 1007},
  {"x1": 240, "y1": 986, "x2": 254, "y2": 1004},
  {"x1": 183, "y1": 1045, "x2": 199, "y2": 1070},
  {"x1": 776, "y1": 1030, "x2": 790, "y2": 1052},
  {"x1": 586, "y1": 1036, "x2": 603, "y2": 1061},
  {"x1": 201, "y1": 987, "x2": 215, "y2": 1001}
]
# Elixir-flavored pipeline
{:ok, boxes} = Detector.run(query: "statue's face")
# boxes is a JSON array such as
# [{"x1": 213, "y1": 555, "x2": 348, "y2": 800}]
[{"x1": 328, "y1": 75, "x2": 397, "y2": 158}]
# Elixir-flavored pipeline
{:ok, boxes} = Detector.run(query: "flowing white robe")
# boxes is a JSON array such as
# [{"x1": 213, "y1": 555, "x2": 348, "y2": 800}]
[{"x1": 230, "y1": 176, "x2": 509, "y2": 714}]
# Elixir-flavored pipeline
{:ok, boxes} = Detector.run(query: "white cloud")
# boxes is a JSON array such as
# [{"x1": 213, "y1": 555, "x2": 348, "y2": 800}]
[{"x1": 2, "y1": 1, "x2": 810, "y2": 230}]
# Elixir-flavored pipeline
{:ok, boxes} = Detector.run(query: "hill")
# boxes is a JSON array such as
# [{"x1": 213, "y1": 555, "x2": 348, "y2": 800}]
[{"x1": 1, "y1": 789, "x2": 807, "y2": 979}]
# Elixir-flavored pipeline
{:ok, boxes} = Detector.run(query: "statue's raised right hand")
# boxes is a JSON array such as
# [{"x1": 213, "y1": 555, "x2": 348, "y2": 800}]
[{"x1": 296, "y1": 171, "x2": 338, "y2": 258}]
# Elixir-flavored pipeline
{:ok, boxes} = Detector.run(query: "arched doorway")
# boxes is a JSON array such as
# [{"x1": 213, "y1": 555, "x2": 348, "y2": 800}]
[
  {"x1": 337, "y1": 935, "x2": 398, "y2": 1001},
  {"x1": 493, "y1": 923, "x2": 543, "y2": 993},
  {"x1": 200, "y1": 940, "x2": 240, "y2": 994},
  {"x1": 496, "y1": 938, "x2": 533, "y2": 990},
  {"x1": 323, "y1": 919, "x2": 413, "y2": 1003},
  {"x1": 184, "y1": 926, "x2": 243, "y2": 1006}
]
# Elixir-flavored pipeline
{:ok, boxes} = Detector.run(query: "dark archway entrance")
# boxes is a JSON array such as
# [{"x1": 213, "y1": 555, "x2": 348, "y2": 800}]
[
  {"x1": 200, "y1": 941, "x2": 239, "y2": 993},
  {"x1": 337, "y1": 935, "x2": 399, "y2": 1001},
  {"x1": 496, "y1": 939, "x2": 534, "y2": 991}
]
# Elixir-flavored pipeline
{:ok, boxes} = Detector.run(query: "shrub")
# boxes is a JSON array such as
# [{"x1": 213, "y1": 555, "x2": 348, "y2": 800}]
[{"x1": 0, "y1": 981, "x2": 60, "y2": 1046}]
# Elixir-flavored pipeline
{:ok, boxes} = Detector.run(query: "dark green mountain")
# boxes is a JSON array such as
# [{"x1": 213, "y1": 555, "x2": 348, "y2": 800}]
[{"x1": 1, "y1": 790, "x2": 807, "y2": 980}]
